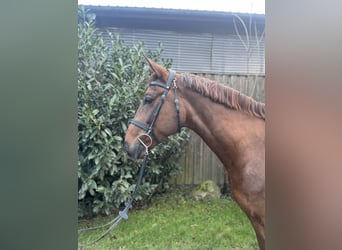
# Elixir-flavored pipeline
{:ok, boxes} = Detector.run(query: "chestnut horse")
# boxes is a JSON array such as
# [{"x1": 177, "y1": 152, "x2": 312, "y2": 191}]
[{"x1": 124, "y1": 57, "x2": 265, "y2": 249}]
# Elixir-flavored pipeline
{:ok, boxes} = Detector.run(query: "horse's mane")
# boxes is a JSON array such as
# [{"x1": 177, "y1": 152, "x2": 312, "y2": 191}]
[{"x1": 181, "y1": 73, "x2": 265, "y2": 120}]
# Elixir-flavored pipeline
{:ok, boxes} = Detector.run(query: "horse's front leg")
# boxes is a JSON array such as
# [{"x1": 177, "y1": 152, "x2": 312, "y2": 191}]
[
  {"x1": 250, "y1": 215, "x2": 265, "y2": 250},
  {"x1": 232, "y1": 188, "x2": 265, "y2": 250}
]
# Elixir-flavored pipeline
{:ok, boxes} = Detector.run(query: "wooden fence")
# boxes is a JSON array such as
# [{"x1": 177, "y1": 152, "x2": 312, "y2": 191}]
[{"x1": 170, "y1": 73, "x2": 265, "y2": 187}]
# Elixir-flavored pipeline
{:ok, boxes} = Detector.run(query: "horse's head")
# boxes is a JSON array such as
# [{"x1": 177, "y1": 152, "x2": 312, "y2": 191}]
[{"x1": 124, "y1": 57, "x2": 182, "y2": 159}]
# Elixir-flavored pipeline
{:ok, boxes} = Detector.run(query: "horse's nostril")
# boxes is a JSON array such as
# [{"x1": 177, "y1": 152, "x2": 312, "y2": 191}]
[{"x1": 124, "y1": 140, "x2": 138, "y2": 158}]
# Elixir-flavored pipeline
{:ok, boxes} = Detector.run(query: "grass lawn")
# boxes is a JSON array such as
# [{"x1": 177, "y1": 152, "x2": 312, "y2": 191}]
[{"x1": 78, "y1": 188, "x2": 258, "y2": 250}]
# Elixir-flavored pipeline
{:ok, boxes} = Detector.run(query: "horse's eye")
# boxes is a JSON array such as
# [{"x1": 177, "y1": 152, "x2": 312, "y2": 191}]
[{"x1": 143, "y1": 96, "x2": 153, "y2": 105}]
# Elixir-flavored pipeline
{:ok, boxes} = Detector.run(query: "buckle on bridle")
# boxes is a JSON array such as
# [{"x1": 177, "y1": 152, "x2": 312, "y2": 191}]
[{"x1": 137, "y1": 133, "x2": 153, "y2": 155}]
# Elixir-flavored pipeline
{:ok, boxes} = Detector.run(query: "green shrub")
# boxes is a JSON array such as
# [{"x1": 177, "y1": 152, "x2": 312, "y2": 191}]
[{"x1": 78, "y1": 8, "x2": 189, "y2": 217}]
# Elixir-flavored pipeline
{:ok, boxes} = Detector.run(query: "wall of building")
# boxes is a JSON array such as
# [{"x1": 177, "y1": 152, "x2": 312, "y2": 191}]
[{"x1": 101, "y1": 27, "x2": 265, "y2": 75}]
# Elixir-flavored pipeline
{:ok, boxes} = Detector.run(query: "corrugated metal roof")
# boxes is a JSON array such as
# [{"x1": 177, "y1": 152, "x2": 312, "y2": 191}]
[
  {"x1": 84, "y1": 6, "x2": 265, "y2": 35},
  {"x1": 79, "y1": 2, "x2": 264, "y2": 15}
]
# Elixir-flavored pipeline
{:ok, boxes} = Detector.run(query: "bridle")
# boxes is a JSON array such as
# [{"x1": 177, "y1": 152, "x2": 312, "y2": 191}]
[
  {"x1": 78, "y1": 70, "x2": 181, "y2": 248},
  {"x1": 130, "y1": 69, "x2": 181, "y2": 145}
]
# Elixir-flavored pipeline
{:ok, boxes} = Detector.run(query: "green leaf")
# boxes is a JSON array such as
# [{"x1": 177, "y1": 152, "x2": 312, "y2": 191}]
[
  {"x1": 94, "y1": 157, "x2": 100, "y2": 165},
  {"x1": 113, "y1": 135, "x2": 122, "y2": 141},
  {"x1": 92, "y1": 109, "x2": 99, "y2": 116},
  {"x1": 87, "y1": 152, "x2": 96, "y2": 160},
  {"x1": 109, "y1": 94, "x2": 117, "y2": 106},
  {"x1": 96, "y1": 186, "x2": 105, "y2": 193},
  {"x1": 121, "y1": 121, "x2": 127, "y2": 132},
  {"x1": 104, "y1": 128, "x2": 112, "y2": 136}
]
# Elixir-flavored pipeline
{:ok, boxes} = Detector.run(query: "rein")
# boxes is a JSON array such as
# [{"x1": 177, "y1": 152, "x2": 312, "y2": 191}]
[
  {"x1": 78, "y1": 141, "x2": 150, "y2": 249},
  {"x1": 78, "y1": 69, "x2": 179, "y2": 248}
]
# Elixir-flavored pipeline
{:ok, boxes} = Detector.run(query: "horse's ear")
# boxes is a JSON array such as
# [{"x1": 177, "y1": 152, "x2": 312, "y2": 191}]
[{"x1": 143, "y1": 55, "x2": 166, "y2": 78}]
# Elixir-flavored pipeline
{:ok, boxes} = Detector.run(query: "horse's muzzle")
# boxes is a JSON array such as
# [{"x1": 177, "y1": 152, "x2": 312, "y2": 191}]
[{"x1": 124, "y1": 140, "x2": 145, "y2": 159}]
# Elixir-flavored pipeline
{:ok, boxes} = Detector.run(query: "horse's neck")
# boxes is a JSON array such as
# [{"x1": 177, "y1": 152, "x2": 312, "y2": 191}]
[{"x1": 181, "y1": 88, "x2": 263, "y2": 165}]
